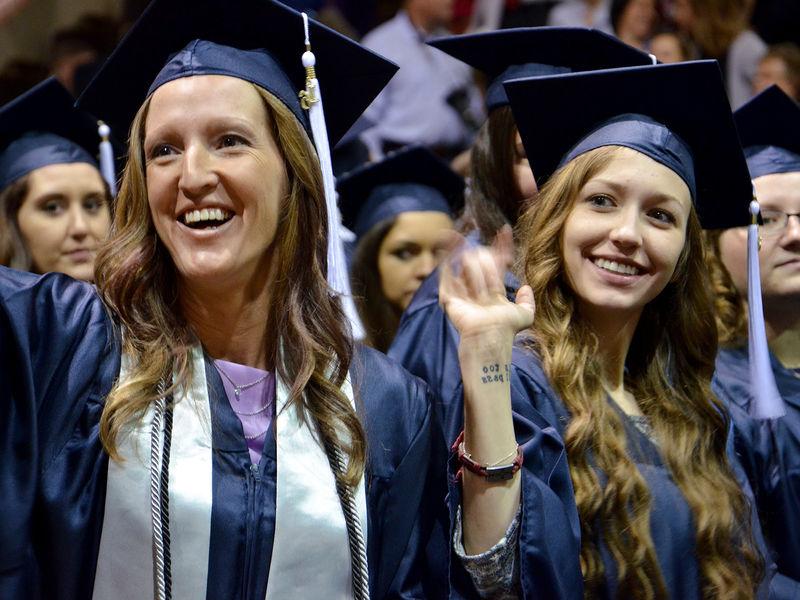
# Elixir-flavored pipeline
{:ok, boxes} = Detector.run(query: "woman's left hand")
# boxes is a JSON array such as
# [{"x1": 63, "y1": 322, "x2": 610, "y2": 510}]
[{"x1": 440, "y1": 225, "x2": 534, "y2": 344}]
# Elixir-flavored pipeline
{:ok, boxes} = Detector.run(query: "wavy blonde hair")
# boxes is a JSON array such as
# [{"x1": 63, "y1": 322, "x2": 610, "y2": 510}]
[
  {"x1": 95, "y1": 84, "x2": 365, "y2": 485},
  {"x1": 516, "y1": 146, "x2": 763, "y2": 598},
  {"x1": 704, "y1": 230, "x2": 749, "y2": 347}
]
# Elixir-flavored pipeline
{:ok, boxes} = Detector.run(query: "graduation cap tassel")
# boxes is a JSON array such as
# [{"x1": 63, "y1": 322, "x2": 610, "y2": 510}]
[
  {"x1": 746, "y1": 198, "x2": 785, "y2": 419},
  {"x1": 97, "y1": 121, "x2": 117, "y2": 196},
  {"x1": 300, "y1": 13, "x2": 365, "y2": 341}
]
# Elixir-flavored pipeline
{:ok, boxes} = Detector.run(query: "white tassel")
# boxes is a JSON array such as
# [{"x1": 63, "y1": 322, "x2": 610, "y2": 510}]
[
  {"x1": 300, "y1": 13, "x2": 365, "y2": 340},
  {"x1": 746, "y1": 198, "x2": 785, "y2": 419},
  {"x1": 97, "y1": 121, "x2": 117, "y2": 196}
]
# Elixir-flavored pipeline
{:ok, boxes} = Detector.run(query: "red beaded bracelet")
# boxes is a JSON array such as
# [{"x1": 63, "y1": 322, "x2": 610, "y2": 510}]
[{"x1": 451, "y1": 431, "x2": 523, "y2": 482}]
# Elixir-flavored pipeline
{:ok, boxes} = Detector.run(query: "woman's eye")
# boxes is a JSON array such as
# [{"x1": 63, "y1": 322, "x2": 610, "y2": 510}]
[
  {"x1": 151, "y1": 144, "x2": 174, "y2": 159},
  {"x1": 40, "y1": 200, "x2": 64, "y2": 215},
  {"x1": 83, "y1": 197, "x2": 105, "y2": 213},
  {"x1": 648, "y1": 208, "x2": 676, "y2": 224},
  {"x1": 392, "y1": 247, "x2": 416, "y2": 261},
  {"x1": 587, "y1": 194, "x2": 615, "y2": 208},
  {"x1": 220, "y1": 135, "x2": 246, "y2": 148}
]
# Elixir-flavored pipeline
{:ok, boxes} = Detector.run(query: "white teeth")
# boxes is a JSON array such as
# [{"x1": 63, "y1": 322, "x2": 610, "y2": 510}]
[
  {"x1": 593, "y1": 258, "x2": 640, "y2": 276},
  {"x1": 181, "y1": 208, "x2": 232, "y2": 225}
]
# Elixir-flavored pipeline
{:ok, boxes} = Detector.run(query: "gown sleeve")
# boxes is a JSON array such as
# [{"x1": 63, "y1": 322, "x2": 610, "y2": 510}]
[
  {"x1": 0, "y1": 267, "x2": 116, "y2": 598},
  {"x1": 445, "y1": 347, "x2": 584, "y2": 600},
  {"x1": 389, "y1": 267, "x2": 520, "y2": 448},
  {"x1": 713, "y1": 353, "x2": 800, "y2": 599}
]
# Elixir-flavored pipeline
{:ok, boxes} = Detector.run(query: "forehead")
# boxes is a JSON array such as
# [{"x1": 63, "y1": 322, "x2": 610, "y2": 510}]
[
  {"x1": 27, "y1": 162, "x2": 104, "y2": 193},
  {"x1": 384, "y1": 211, "x2": 453, "y2": 241},
  {"x1": 585, "y1": 147, "x2": 692, "y2": 207},
  {"x1": 145, "y1": 75, "x2": 267, "y2": 133},
  {"x1": 753, "y1": 171, "x2": 800, "y2": 209}
]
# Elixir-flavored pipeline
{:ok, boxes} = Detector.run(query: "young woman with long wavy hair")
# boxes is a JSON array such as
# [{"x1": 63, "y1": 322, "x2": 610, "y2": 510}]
[
  {"x1": 0, "y1": 1, "x2": 451, "y2": 598},
  {"x1": 442, "y1": 61, "x2": 770, "y2": 598},
  {"x1": 389, "y1": 27, "x2": 651, "y2": 438}
]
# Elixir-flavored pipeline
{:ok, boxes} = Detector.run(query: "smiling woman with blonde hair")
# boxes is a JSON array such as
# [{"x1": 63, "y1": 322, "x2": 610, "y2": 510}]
[
  {"x1": 0, "y1": 1, "x2": 452, "y2": 598},
  {"x1": 440, "y1": 61, "x2": 770, "y2": 598}
]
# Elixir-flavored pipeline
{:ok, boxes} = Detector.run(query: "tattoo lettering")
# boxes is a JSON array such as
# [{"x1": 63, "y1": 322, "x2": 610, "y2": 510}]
[{"x1": 480, "y1": 363, "x2": 510, "y2": 384}]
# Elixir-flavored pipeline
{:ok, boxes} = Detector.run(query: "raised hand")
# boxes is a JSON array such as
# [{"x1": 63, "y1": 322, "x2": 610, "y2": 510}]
[
  {"x1": 441, "y1": 226, "x2": 528, "y2": 555},
  {"x1": 440, "y1": 225, "x2": 534, "y2": 342}
]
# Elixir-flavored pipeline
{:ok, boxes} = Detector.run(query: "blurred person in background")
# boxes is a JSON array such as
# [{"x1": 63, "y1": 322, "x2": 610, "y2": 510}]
[
  {"x1": 339, "y1": 146, "x2": 462, "y2": 351},
  {"x1": 650, "y1": 28, "x2": 693, "y2": 62},
  {"x1": 48, "y1": 15, "x2": 120, "y2": 95},
  {"x1": 0, "y1": 79, "x2": 111, "y2": 282},
  {"x1": 548, "y1": 0, "x2": 613, "y2": 34},
  {"x1": 706, "y1": 85, "x2": 800, "y2": 595},
  {"x1": 753, "y1": 43, "x2": 800, "y2": 101},
  {"x1": 610, "y1": 0, "x2": 659, "y2": 51},
  {"x1": 672, "y1": 0, "x2": 766, "y2": 107},
  {"x1": 360, "y1": 0, "x2": 485, "y2": 160}
]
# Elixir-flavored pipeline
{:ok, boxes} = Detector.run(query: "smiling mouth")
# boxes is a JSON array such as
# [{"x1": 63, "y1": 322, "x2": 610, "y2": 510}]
[
  {"x1": 179, "y1": 208, "x2": 234, "y2": 230},
  {"x1": 592, "y1": 258, "x2": 642, "y2": 276}
]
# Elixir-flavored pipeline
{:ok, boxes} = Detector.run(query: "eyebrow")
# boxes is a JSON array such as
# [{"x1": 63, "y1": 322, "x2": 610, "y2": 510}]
[{"x1": 586, "y1": 178, "x2": 687, "y2": 207}]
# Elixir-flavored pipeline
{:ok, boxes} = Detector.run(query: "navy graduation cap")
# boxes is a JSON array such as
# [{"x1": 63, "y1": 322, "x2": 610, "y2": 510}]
[
  {"x1": 0, "y1": 77, "x2": 102, "y2": 191},
  {"x1": 337, "y1": 145, "x2": 465, "y2": 240},
  {"x1": 504, "y1": 60, "x2": 752, "y2": 230},
  {"x1": 734, "y1": 85, "x2": 800, "y2": 180},
  {"x1": 76, "y1": 0, "x2": 398, "y2": 340},
  {"x1": 76, "y1": 0, "x2": 397, "y2": 147},
  {"x1": 428, "y1": 27, "x2": 653, "y2": 112}
]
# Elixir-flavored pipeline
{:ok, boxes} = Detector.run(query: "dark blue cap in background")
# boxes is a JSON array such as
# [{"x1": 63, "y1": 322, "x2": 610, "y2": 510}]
[
  {"x1": 77, "y1": 0, "x2": 398, "y2": 147},
  {"x1": 428, "y1": 27, "x2": 653, "y2": 112},
  {"x1": 337, "y1": 145, "x2": 465, "y2": 240},
  {"x1": 0, "y1": 77, "x2": 101, "y2": 191},
  {"x1": 734, "y1": 85, "x2": 800, "y2": 180},
  {"x1": 504, "y1": 61, "x2": 753, "y2": 229}
]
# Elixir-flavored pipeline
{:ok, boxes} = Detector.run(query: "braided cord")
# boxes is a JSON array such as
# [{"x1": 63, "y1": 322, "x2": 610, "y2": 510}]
[
  {"x1": 149, "y1": 380, "x2": 174, "y2": 600},
  {"x1": 324, "y1": 440, "x2": 370, "y2": 600},
  {"x1": 160, "y1": 399, "x2": 174, "y2": 600}
]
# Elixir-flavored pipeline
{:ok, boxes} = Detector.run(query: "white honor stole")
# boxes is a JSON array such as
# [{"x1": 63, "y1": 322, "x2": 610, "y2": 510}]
[{"x1": 92, "y1": 346, "x2": 368, "y2": 599}]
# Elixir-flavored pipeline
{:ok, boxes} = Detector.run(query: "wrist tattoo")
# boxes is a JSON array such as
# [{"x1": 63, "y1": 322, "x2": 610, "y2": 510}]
[{"x1": 479, "y1": 363, "x2": 510, "y2": 385}]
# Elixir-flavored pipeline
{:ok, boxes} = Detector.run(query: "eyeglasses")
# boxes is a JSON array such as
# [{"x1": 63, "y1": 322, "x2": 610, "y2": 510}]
[{"x1": 759, "y1": 210, "x2": 800, "y2": 237}]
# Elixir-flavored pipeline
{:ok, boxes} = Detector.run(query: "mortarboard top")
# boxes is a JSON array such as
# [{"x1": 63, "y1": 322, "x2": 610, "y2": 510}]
[
  {"x1": 428, "y1": 27, "x2": 653, "y2": 112},
  {"x1": 734, "y1": 85, "x2": 800, "y2": 180},
  {"x1": 337, "y1": 145, "x2": 465, "y2": 240},
  {"x1": 0, "y1": 77, "x2": 101, "y2": 190},
  {"x1": 76, "y1": 0, "x2": 398, "y2": 147},
  {"x1": 504, "y1": 60, "x2": 752, "y2": 230}
]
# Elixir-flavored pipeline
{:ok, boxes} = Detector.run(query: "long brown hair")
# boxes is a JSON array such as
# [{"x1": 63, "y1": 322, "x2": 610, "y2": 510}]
[
  {"x1": 96, "y1": 83, "x2": 366, "y2": 486},
  {"x1": 704, "y1": 230, "x2": 749, "y2": 347},
  {"x1": 0, "y1": 175, "x2": 32, "y2": 270},
  {"x1": 350, "y1": 216, "x2": 400, "y2": 352},
  {"x1": 461, "y1": 106, "x2": 529, "y2": 242},
  {"x1": 516, "y1": 146, "x2": 763, "y2": 598}
]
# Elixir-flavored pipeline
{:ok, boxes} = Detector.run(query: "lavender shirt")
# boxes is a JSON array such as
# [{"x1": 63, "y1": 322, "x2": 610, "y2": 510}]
[{"x1": 214, "y1": 359, "x2": 275, "y2": 464}]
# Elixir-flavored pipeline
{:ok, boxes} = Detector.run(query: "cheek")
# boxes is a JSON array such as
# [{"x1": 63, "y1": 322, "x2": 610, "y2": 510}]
[
  {"x1": 718, "y1": 230, "x2": 748, "y2": 291},
  {"x1": 513, "y1": 161, "x2": 537, "y2": 200},
  {"x1": 90, "y1": 208, "x2": 112, "y2": 237},
  {"x1": 17, "y1": 208, "x2": 63, "y2": 253},
  {"x1": 377, "y1": 253, "x2": 409, "y2": 306}
]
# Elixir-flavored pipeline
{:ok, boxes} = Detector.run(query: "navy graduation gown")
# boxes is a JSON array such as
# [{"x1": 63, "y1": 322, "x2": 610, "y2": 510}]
[
  {"x1": 445, "y1": 347, "x2": 773, "y2": 599},
  {"x1": 0, "y1": 266, "x2": 454, "y2": 600},
  {"x1": 388, "y1": 266, "x2": 520, "y2": 446},
  {"x1": 713, "y1": 347, "x2": 800, "y2": 598}
]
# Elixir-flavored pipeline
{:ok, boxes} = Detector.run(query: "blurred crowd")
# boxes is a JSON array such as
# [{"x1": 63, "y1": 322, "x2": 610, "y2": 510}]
[{"x1": 2, "y1": 0, "x2": 798, "y2": 111}]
